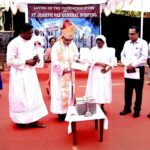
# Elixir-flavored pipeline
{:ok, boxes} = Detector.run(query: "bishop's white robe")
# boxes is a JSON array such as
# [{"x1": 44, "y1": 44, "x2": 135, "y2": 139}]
[
  {"x1": 7, "y1": 36, "x2": 48, "y2": 124},
  {"x1": 85, "y1": 46, "x2": 116, "y2": 104},
  {"x1": 50, "y1": 40, "x2": 79, "y2": 114}
]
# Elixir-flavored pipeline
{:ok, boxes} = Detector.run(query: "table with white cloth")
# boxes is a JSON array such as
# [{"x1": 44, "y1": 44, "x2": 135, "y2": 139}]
[{"x1": 65, "y1": 104, "x2": 108, "y2": 145}]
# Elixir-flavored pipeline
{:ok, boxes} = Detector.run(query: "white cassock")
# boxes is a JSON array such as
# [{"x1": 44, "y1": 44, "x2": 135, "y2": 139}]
[
  {"x1": 34, "y1": 46, "x2": 44, "y2": 68},
  {"x1": 7, "y1": 36, "x2": 48, "y2": 124},
  {"x1": 31, "y1": 35, "x2": 45, "y2": 47},
  {"x1": 85, "y1": 46, "x2": 116, "y2": 104}
]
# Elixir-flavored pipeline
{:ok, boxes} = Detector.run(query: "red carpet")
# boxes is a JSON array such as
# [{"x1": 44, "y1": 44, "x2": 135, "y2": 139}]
[{"x1": 0, "y1": 65, "x2": 150, "y2": 150}]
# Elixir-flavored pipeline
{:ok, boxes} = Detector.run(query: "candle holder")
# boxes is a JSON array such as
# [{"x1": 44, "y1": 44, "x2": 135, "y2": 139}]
[{"x1": 85, "y1": 97, "x2": 92, "y2": 117}]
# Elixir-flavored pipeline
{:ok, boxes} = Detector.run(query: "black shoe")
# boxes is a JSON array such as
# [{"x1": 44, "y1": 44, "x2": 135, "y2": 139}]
[
  {"x1": 28, "y1": 121, "x2": 46, "y2": 128},
  {"x1": 58, "y1": 114, "x2": 66, "y2": 122},
  {"x1": 147, "y1": 113, "x2": 150, "y2": 118},
  {"x1": 16, "y1": 123, "x2": 28, "y2": 128},
  {"x1": 133, "y1": 111, "x2": 140, "y2": 118},
  {"x1": 120, "y1": 109, "x2": 131, "y2": 115},
  {"x1": 101, "y1": 107, "x2": 107, "y2": 114}
]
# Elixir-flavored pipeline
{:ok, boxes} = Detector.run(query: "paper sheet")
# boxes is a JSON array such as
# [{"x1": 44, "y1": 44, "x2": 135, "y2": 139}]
[
  {"x1": 124, "y1": 68, "x2": 140, "y2": 79},
  {"x1": 71, "y1": 62, "x2": 89, "y2": 71}
]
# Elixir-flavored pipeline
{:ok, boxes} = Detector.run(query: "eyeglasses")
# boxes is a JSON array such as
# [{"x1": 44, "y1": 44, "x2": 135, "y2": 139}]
[
  {"x1": 63, "y1": 37, "x2": 73, "y2": 42},
  {"x1": 34, "y1": 42, "x2": 41, "y2": 46},
  {"x1": 128, "y1": 32, "x2": 137, "y2": 35}
]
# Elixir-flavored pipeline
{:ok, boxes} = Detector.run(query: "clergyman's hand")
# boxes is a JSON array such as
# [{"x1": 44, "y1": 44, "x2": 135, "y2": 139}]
[
  {"x1": 26, "y1": 59, "x2": 37, "y2": 66},
  {"x1": 62, "y1": 69, "x2": 71, "y2": 76},
  {"x1": 33, "y1": 55, "x2": 40, "y2": 63}
]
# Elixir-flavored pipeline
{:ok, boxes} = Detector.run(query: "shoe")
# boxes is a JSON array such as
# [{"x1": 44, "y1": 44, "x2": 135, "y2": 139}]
[
  {"x1": 133, "y1": 111, "x2": 140, "y2": 118},
  {"x1": 46, "y1": 87, "x2": 49, "y2": 95},
  {"x1": 16, "y1": 123, "x2": 28, "y2": 128},
  {"x1": 28, "y1": 121, "x2": 46, "y2": 128},
  {"x1": 120, "y1": 109, "x2": 131, "y2": 115},
  {"x1": 58, "y1": 114, "x2": 66, "y2": 122},
  {"x1": 101, "y1": 107, "x2": 107, "y2": 114},
  {"x1": 147, "y1": 113, "x2": 150, "y2": 118}
]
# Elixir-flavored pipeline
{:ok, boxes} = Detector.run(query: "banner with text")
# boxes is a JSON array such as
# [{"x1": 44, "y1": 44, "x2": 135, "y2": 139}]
[{"x1": 28, "y1": 4, "x2": 100, "y2": 49}]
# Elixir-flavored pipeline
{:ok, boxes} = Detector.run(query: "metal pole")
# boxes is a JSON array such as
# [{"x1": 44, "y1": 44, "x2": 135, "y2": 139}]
[
  {"x1": 99, "y1": 4, "x2": 102, "y2": 34},
  {"x1": 68, "y1": 48, "x2": 75, "y2": 105},
  {"x1": 25, "y1": 3, "x2": 29, "y2": 23},
  {"x1": 11, "y1": 12, "x2": 14, "y2": 31},
  {"x1": 140, "y1": 0, "x2": 144, "y2": 39}
]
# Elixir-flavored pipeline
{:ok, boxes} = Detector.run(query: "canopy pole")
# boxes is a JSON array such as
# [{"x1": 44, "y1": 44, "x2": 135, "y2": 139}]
[
  {"x1": 99, "y1": 4, "x2": 102, "y2": 34},
  {"x1": 11, "y1": 12, "x2": 14, "y2": 31},
  {"x1": 24, "y1": 3, "x2": 29, "y2": 23},
  {"x1": 140, "y1": 0, "x2": 143, "y2": 39}
]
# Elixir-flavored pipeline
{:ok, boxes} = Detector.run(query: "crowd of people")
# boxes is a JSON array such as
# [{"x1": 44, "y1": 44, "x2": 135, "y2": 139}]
[{"x1": 4, "y1": 20, "x2": 150, "y2": 128}]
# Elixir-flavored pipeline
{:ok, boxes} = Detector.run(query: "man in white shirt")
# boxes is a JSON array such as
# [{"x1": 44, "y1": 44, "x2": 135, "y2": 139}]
[{"x1": 120, "y1": 25, "x2": 148, "y2": 118}]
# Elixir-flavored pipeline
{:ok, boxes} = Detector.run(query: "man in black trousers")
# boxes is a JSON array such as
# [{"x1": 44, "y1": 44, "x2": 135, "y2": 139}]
[{"x1": 120, "y1": 25, "x2": 148, "y2": 118}]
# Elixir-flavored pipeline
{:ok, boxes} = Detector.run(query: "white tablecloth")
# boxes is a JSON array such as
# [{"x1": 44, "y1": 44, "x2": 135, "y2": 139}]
[{"x1": 65, "y1": 105, "x2": 108, "y2": 134}]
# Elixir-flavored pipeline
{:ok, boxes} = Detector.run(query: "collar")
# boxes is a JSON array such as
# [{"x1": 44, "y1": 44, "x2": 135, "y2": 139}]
[{"x1": 130, "y1": 38, "x2": 140, "y2": 44}]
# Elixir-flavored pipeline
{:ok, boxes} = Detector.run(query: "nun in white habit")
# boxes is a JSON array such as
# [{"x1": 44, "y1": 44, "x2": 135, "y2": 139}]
[{"x1": 85, "y1": 35, "x2": 116, "y2": 113}]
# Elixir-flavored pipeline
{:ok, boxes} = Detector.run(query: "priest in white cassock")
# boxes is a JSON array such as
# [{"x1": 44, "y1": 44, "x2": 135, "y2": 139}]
[
  {"x1": 32, "y1": 29, "x2": 45, "y2": 48},
  {"x1": 7, "y1": 23, "x2": 48, "y2": 128},
  {"x1": 51, "y1": 20, "x2": 79, "y2": 121},
  {"x1": 85, "y1": 35, "x2": 116, "y2": 114},
  {"x1": 33, "y1": 41, "x2": 45, "y2": 68}
]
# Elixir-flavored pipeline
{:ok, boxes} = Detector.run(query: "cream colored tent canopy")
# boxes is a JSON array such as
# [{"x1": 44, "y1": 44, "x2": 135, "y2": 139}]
[
  {"x1": 0, "y1": 0, "x2": 135, "y2": 15},
  {"x1": 121, "y1": 0, "x2": 150, "y2": 39},
  {"x1": 0, "y1": 0, "x2": 107, "y2": 15}
]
